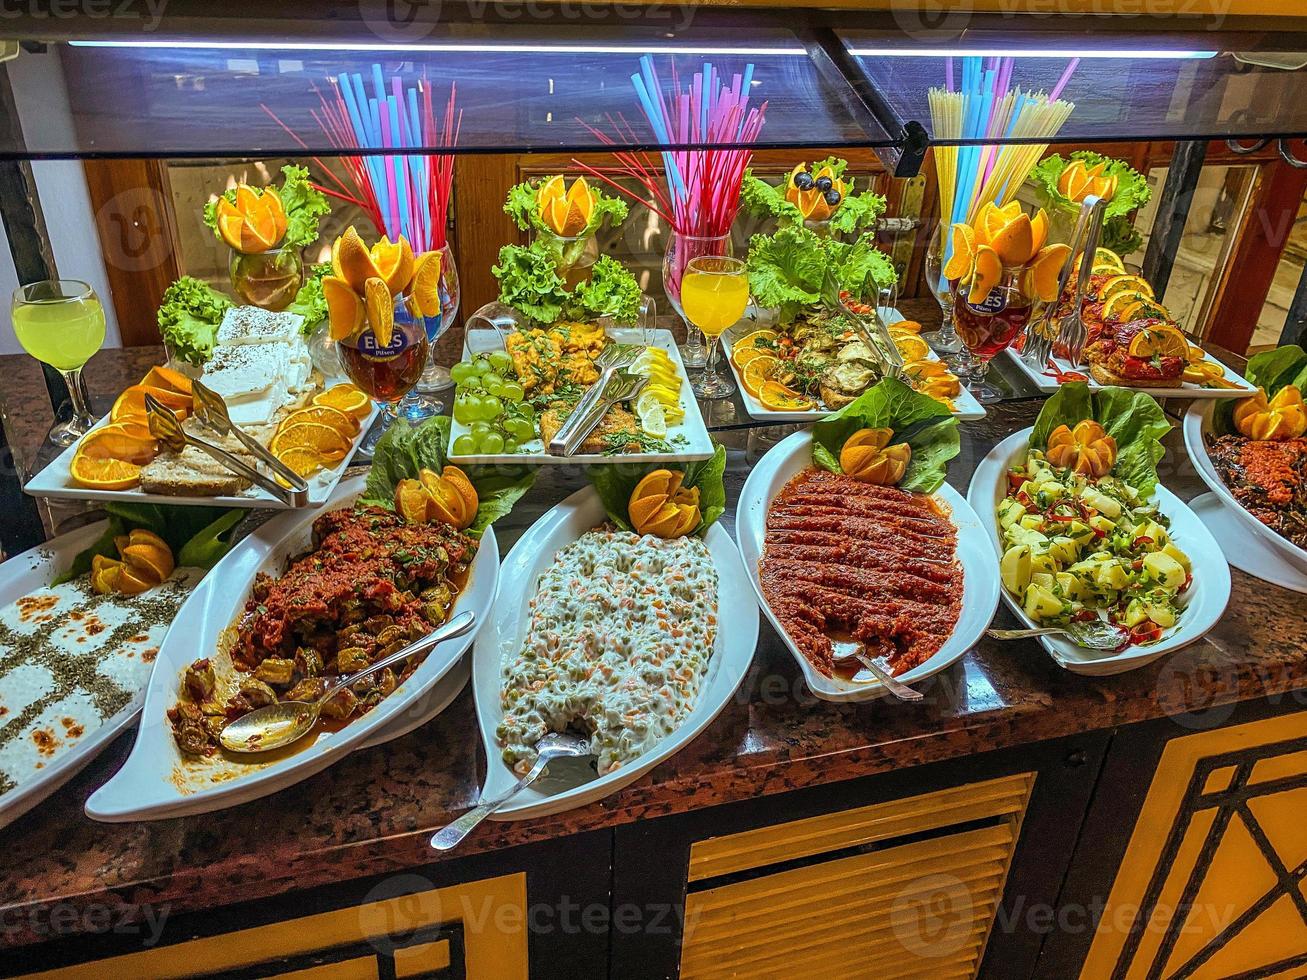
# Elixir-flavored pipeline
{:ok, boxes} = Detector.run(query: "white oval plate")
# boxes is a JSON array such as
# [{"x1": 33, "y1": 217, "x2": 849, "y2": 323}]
[
  {"x1": 736, "y1": 429, "x2": 999, "y2": 702},
  {"x1": 967, "y1": 427, "x2": 1231, "y2": 675},
  {"x1": 0, "y1": 523, "x2": 200, "y2": 831},
  {"x1": 1183, "y1": 402, "x2": 1307, "y2": 578},
  {"x1": 85, "y1": 474, "x2": 498, "y2": 821},
  {"x1": 472, "y1": 486, "x2": 757, "y2": 820}
]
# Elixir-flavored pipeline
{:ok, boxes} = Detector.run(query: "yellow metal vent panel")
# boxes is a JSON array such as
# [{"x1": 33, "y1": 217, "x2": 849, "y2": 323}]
[
  {"x1": 681, "y1": 822, "x2": 1026, "y2": 980},
  {"x1": 688, "y1": 772, "x2": 1035, "y2": 882}
]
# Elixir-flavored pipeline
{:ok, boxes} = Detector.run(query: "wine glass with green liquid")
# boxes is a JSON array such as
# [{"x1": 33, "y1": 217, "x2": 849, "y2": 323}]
[{"x1": 12, "y1": 279, "x2": 106, "y2": 446}]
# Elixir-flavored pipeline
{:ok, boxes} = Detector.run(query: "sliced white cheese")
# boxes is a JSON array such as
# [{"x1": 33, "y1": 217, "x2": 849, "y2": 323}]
[{"x1": 216, "y1": 306, "x2": 303, "y2": 347}]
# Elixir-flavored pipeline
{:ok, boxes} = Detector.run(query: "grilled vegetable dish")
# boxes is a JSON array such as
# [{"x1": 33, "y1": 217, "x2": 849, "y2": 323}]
[{"x1": 168, "y1": 506, "x2": 475, "y2": 757}]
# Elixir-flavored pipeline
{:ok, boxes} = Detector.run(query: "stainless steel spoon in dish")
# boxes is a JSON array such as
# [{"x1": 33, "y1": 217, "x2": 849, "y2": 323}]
[
  {"x1": 988, "y1": 620, "x2": 1131, "y2": 651},
  {"x1": 831, "y1": 640, "x2": 924, "y2": 701},
  {"x1": 218, "y1": 610, "x2": 476, "y2": 754},
  {"x1": 431, "y1": 732, "x2": 593, "y2": 851}
]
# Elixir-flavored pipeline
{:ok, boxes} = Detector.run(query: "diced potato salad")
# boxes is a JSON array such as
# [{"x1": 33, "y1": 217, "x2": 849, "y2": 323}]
[{"x1": 998, "y1": 449, "x2": 1191, "y2": 645}]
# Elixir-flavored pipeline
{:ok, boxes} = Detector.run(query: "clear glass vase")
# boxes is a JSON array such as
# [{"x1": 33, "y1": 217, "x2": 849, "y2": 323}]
[
  {"x1": 922, "y1": 222, "x2": 963, "y2": 358},
  {"x1": 537, "y1": 228, "x2": 600, "y2": 290},
  {"x1": 407, "y1": 243, "x2": 461, "y2": 420},
  {"x1": 228, "y1": 245, "x2": 302, "y2": 312},
  {"x1": 663, "y1": 231, "x2": 732, "y2": 370}
]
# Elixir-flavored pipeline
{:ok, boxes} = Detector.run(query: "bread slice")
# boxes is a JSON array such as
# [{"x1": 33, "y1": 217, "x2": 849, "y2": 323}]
[
  {"x1": 1088, "y1": 362, "x2": 1183, "y2": 388},
  {"x1": 139, "y1": 446, "x2": 253, "y2": 496}
]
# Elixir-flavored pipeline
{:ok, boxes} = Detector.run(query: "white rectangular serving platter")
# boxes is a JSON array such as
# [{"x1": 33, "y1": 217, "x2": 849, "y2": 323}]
[
  {"x1": 723, "y1": 308, "x2": 987, "y2": 423},
  {"x1": 449, "y1": 327, "x2": 714, "y2": 465},
  {"x1": 25, "y1": 397, "x2": 379, "y2": 510},
  {"x1": 1004, "y1": 344, "x2": 1255, "y2": 399}
]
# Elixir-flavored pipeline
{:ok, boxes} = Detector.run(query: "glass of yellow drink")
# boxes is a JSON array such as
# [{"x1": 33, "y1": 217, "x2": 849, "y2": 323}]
[
  {"x1": 681, "y1": 255, "x2": 748, "y2": 399},
  {"x1": 11, "y1": 279, "x2": 106, "y2": 446}
]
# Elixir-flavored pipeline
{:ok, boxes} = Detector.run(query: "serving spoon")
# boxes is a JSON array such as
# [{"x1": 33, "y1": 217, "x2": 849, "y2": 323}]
[
  {"x1": 218, "y1": 610, "x2": 476, "y2": 754},
  {"x1": 831, "y1": 640, "x2": 923, "y2": 701},
  {"x1": 987, "y1": 620, "x2": 1130, "y2": 650},
  {"x1": 431, "y1": 732, "x2": 593, "y2": 851}
]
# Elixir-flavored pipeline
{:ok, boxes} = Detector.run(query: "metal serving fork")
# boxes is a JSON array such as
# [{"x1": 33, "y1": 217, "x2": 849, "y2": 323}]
[
  {"x1": 144, "y1": 393, "x2": 308, "y2": 506},
  {"x1": 821, "y1": 266, "x2": 904, "y2": 381},
  {"x1": 1057, "y1": 194, "x2": 1107, "y2": 368},
  {"x1": 547, "y1": 370, "x2": 648, "y2": 457},
  {"x1": 1023, "y1": 195, "x2": 1100, "y2": 370},
  {"x1": 547, "y1": 344, "x2": 646, "y2": 456},
  {"x1": 190, "y1": 379, "x2": 308, "y2": 493}
]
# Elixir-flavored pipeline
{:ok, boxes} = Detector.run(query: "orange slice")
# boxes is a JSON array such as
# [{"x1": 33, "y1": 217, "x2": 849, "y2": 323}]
[
  {"x1": 732, "y1": 329, "x2": 778, "y2": 355},
  {"x1": 942, "y1": 222, "x2": 976, "y2": 281},
  {"x1": 280, "y1": 405, "x2": 360, "y2": 439},
  {"x1": 731, "y1": 345, "x2": 772, "y2": 370},
  {"x1": 545, "y1": 196, "x2": 571, "y2": 236},
  {"x1": 323, "y1": 275, "x2": 364, "y2": 342},
  {"x1": 335, "y1": 226, "x2": 383, "y2": 293},
  {"x1": 562, "y1": 177, "x2": 594, "y2": 235},
  {"x1": 1100, "y1": 274, "x2": 1154, "y2": 302},
  {"x1": 440, "y1": 465, "x2": 479, "y2": 521},
  {"x1": 70, "y1": 452, "x2": 141, "y2": 490},
  {"x1": 536, "y1": 174, "x2": 566, "y2": 208},
  {"x1": 269, "y1": 421, "x2": 351, "y2": 459},
  {"x1": 78, "y1": 424, "x2": 158, "y2": 465},
  {"x1": 410, "y1": 250, "x2": 444, "y2": 319},
  {"x1": 641, "y1": 502, "x2": 687, "y2": 539},
  {"x1": 274, "y1": 446, "x2": 332, "y2": 479},
  {"x1": 967, "y1": 244, "x2": 1003, "y2": 306},
  {"x1": 394, "y1": 478, "x2": 433, "y2": 523},
  {"x1": 1025, "y1": 243, "x2": 1072, "y2": 303},
  {"x1": 742, "y1": 356, "x2": 780, "y2": 397},
  {"x1": 1128, "y1": 324, "x2": 1189, "y2": 360},
  {"x1": 313, "y1": 384, "x2": 372, "y2": 420},
  {"x1": 121, "y1": 530, "x2": 174, "y2": 583},
  {"x1": 216, "y1": 211, "x2": 246, "y2": 252},
  {"x1": 370, "y1": 236, "x2": 416, "y2": 296},
  {"x1": 261, "y1": 188, "x2": 288, "y2": 242},
  {"x1": 758, "y1": 380, "x2": 815, "y2": 412},
  {"x1": 1102, "y1": 290, "x2": 1151, "y2": 323},
  {"x1": 894, "y1": 334, "x2": 930, "y2": 361},
  {"x1": 989, "y1": 212, "x2": 1034, "y2": 266},
  {"x1": 141, "y1": 365, "x2": 193, "y2": 395},
  {"x1": 110, "y1": 385, "x2": 191, "y2": 422},
  {"x1": 1029, "y1": 209, "x2": 1049, "y2": 254},
  {"x1": 364, "y1": 276, "x2": 395, "y2": 349},
  {"x1": 892, "y1": 320, "x2": 923, "y2": 334}
]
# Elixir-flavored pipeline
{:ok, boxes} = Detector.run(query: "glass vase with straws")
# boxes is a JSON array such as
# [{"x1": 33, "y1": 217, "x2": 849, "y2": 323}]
[{"x1": 577, "y1": 56, "x2": 766, "y2": 370}]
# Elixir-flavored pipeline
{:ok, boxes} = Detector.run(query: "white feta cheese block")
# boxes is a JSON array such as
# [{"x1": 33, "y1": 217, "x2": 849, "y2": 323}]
[
  {"x1": 215, "y1": 306, "x2": 303, "y2": 347},
  {"x1": 201, "y1": 342, "x2": 292, "y2": 426}
]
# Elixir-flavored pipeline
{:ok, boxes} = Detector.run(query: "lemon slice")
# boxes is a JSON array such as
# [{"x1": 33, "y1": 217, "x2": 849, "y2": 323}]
[{"x1": 636, "y1": 391, "x2": 669, "y2": 437}]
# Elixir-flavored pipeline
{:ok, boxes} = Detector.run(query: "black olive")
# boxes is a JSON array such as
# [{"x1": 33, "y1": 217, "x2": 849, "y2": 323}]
[
  {"x1": 793, "y1": 172, "x2": 815, "y2": 191},
  {"x1": 824, "y1": 190, "x2": 842, "y2": 206},
  {"x1": 815, "y1": 176, "x2": 833, "y2": 192}
]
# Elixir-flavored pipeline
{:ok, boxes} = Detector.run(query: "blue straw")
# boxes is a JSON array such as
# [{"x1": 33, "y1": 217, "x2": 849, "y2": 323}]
[{"x1": 387, "y1": 95, "x2": 411, "y2": 241}]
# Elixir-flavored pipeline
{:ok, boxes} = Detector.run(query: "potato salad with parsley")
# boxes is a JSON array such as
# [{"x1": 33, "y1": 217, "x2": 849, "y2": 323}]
[{"x1": 998, "y1": 449, "x2": 1191, "y2": 645}]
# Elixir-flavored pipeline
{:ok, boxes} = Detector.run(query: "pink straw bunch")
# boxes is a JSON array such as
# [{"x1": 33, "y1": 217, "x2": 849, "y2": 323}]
[
  {"x1": 262, "y1": 68, "x2": 460, "y2": 251},
  {"x1": 576, "y1": 57, "x2": 767, "y2": 237}
]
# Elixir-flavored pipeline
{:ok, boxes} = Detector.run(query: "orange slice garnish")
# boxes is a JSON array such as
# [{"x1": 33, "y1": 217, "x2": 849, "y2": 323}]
[
  {"x1": 369, "y1": 236, "x2": 416, "y2": 296},
  {"x1": 78, "y1": 424, "x2": 158, "y2": 465},
  {"x1": 280, "y1": 405, "x2": 360, "y2": 439},
  {"x1": 758, "y1": 380, "x2": 815, "y2": 412},
  {"x1": 269, "y1": 422, "x2": 351, "y2": 460},
  {"x1": 1128, "y1": 324, "x2": 1189, "y2": 360},
  {"x1": 313, "y1": 384, "x2": 372, "y2": 420},
  {"x1": 70, "y1": 452, "x2": 141, "y2": 490}
]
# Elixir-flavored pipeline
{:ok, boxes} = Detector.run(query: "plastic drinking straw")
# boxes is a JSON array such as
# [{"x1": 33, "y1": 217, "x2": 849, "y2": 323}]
[
  {"x1": 1049, "y1": 58, "x2": 1079, "y2": 101},
  {"x1": 385, "y1": 97, "x2": 412, "y2": 242}
]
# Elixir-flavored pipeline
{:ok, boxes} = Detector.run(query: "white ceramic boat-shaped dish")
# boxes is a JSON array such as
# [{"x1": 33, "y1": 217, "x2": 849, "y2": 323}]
[
  {"x1": 736, "y1": 428, "x2": 999, "y2": 702},
  {"x1": 472, "y1": 485, "x2": 756, "y2": 819},
  {"x1": 0, "y1": 523, "x2": 201, "y2": 831},
  {"x1": 967, "y1": 427, "x2": 1231, "y2": 676},
  {"x1": 1183, "y1": 402, "x2": 1307, "y2": 581},
  {"x1": 1005, "y1": 346, "x2": 1254, "y2": 400},
  {"x1": 85, "y1": 474, "x2": 498, "y2": 821}
]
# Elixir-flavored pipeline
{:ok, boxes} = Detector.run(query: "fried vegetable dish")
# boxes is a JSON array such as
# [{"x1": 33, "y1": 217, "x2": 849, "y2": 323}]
[
  {"x1": 168, "y1": 505, "x2": 475, "y2": 757},
  {"x1": 505, "y1": 322, "x2": 605, "y2": 396},
  {"x1": 1207, "y1": 434, "x2": 1307, "y2": 550}
]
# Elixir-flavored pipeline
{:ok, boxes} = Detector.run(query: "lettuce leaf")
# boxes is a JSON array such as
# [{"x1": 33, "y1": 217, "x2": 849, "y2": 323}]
[
  {"x1": 810, "y1": 378, "x2": 959, "y2": 493},
  {"x1": 746, "y1": 225, "x2": 897, "y2": 324},
  {"x1": 360, "y1": 416, "x2": 534, "y2": 537},
  {"x1": 588, "y1": 443, "x2": 727, "y2": 535},
  {"x1": 1213, "y1": 345, "x2": 1307, "y2": 435},
  {"x1": 739, "y1": 169, "x2": 803, "y2": 223},
  {"x1": 1030, "y1": 382, "x2": 1171, "y2": 498},
  {"x1": 572, "y1": 254, "x2": 642, "y2": 325},
  {"x1": 1030, "y1": 151, "x2": 1150, "y2": 255},
  {"x1": 739, "y1": 162, "x2": 885, "y2": 236},
  {"x1": 57, "y1": 503, "x2": 243, "y2": 584},
  {"x1": 828, "y1": 189, "x2": 887, "y2": 235},
  {"x1": 286, "y1": 263, "x2": 329, "y2": 336},
  {"x1": 157, "y1": 276, "x2": 232, "y2": 365},
  {"x1": 494, "y1": 240, "x2": 641, "y2": 326}
]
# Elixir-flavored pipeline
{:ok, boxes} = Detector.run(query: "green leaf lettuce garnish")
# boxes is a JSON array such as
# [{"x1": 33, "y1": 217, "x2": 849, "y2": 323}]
[
  {"x1": 286, "y1": 263, "x2": 329, "y2": 336},
  {"x1": 503, "y1": 177, "x2": 628, "y2": 238},
  {"x1": 747, "y1": 225, "x2": 897, "y2": 324},
  {"x1": 156, "y1": 276, "x2": 232, "y2": 365},
  {"x1": 202, "y1": 164, "x2": 331, "y2": 251},
  {"x1": 1030, "y1": 382, "x2": 1171, "y2": 499},
  {"x1": 811, "y1": 378, "x2": 959, "y2": 494},
  {"x1": 739, "y1": 159, "x2": 886, "y2": 236},
  {"x1": 588, "y1": 443, "x2": 727, "y2": 536},
  {"x1": 1030, "y1": 151, "x2": 1151, "y2": 255},
  {"x1": 57, "y1": 504, "x2": 243, "y2": 585},
  {"x1": 360, "y1": 416, "x2": 535, "y2": 537},
  {"x1": 493, "y1": 240, "x2": 642, "y2": 326}
]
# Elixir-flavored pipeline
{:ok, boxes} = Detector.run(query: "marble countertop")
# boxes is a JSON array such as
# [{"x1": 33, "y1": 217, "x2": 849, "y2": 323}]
[{"x1": 2, "y1": 341, "x2": 1304, "y2": 951}]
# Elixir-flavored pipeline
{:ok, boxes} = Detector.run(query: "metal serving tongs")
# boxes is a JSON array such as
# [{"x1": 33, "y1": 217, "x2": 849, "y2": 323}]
[
  {"x1": 190, "y1": 380, "x2": 308, "y2": 494},
  {"x1": 821, "y1": 266, "x2": 904, "y2": 381},
  {"x1": 546, "y1": 344, "x2": 647, "y2": 457},
  {"x1": 144, "y1": 393, "x2": 309, "y2": 507},
  {"x1": 547, "y1": 371, "x2": 648, "y2": 457},
  {"x1": 1022, "y1": 194, "x2": 1105, "y2": 371}
]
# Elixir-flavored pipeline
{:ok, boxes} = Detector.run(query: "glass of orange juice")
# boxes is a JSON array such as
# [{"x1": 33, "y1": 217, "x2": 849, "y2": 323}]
[
  {"x1": 681, "y1": 255, "x2": 748, "y2": 399},
  {"x1": 11, "y1": 279, "x2": 106, "y2": 446}
]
